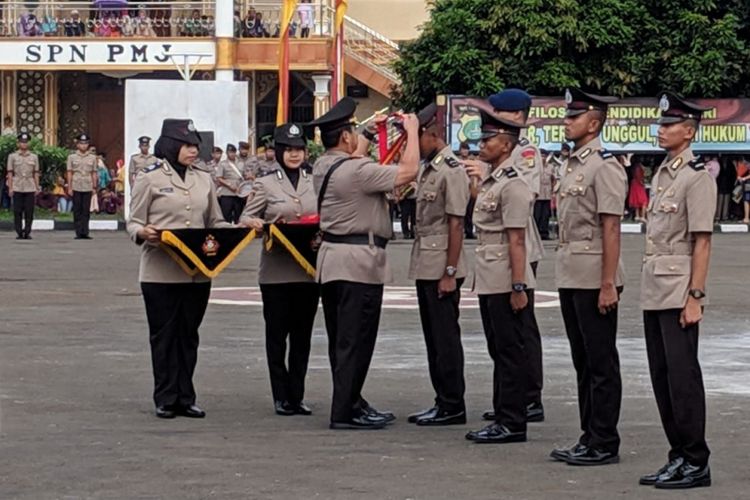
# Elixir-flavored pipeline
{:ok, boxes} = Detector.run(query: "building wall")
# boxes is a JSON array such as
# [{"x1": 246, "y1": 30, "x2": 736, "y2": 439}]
[{"x1": 347, "y1": 0, "x2": 428, "y2": 41}]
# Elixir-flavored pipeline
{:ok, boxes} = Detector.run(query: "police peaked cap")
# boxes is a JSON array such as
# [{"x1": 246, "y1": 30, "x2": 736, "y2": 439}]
[
  {"x1": 657, "y1": 92, "x2": 712, "y2": 124},
  {"x1": 564, "y1": 88, "x2": 618, "y2": 117},
  {"x1": 274, "y1": 123, "x2": 307, "y2": 148},
  {"x1": 160, "y1": 119, "x2": 202, "y2": 145}
]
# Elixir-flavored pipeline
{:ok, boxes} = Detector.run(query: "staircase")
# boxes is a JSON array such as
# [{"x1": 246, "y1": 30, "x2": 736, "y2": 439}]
[{"x1": 342, "y1": 15, "x2": 401, "y2": 97}]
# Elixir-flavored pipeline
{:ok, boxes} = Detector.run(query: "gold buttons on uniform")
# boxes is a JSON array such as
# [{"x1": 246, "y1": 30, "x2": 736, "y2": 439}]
[
  {"x1": 567, "y1": 168, "x2": 573, "y2": 173},
  {"x1": 669, "y1": 266, "x2": 676, "y2": 271},
  {"x1": 185, "y1": 205, "x2": 191, "y2": 211},
  {"x1": 185, "y1": 221, "x2": 191, "y2": 226},
  {"x1": 293, "y1": 198, "x2": 299, "y2": 203},
  {"x1": 658, "y1": 187, "x2": 663, "y2": 192},
  {"x1": 184, "y1": 191, "x2": 189, "y2": 196},
  {"x1": 431, "y1": 243, "x2": 437, "y2": 248}
]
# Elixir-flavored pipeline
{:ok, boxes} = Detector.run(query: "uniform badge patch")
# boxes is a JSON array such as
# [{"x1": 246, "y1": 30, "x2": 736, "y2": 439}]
[
  {"x1": 444, "y1": 156, "x2": 460, "y2": 168},
  {"x1": 504, "y1": 167, "x2": 518, "y2": 178},
  {"x1": 159, "y1": 187, "x2": 174, "y2": 193},
  {"x1": 599, "y1": 150, "x2": 613, "y2": 159},
  {"x1": 202, "y1": 234, "x2": 220, "y2": 257}
]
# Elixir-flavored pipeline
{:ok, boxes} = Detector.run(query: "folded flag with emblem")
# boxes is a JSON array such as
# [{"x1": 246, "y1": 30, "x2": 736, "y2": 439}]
[
  {"x1": 264, "y1": 214, "x2": 321, "y2": 278},
  {"x1": 160, "y1": 228, "x2": 257, "y2": 278}
]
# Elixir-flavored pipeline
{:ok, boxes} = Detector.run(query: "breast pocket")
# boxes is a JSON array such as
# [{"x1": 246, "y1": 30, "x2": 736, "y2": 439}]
[{"x1": 419, "y1": 234, "x2": 448, "y2": 251}]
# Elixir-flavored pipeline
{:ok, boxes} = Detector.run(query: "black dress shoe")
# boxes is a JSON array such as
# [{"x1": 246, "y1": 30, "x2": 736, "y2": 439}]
[
  {"x1": 176, "y1": 404, "x2": 206, "y2": 418},
  {"x1": 465, "y1": 423, "x2": 526, "y2": 444},
  {"x1": 482, "y1": 410, "x2": 495, "y2": 421},
  {"x1": 274, "y1": 400, "x2": 295, "y2": 416},
  {"x1": 639, "y1": 457, "x2": 685, "y2": 485},
  {"x1": 363, "y1": 404, "x2": 396, "y2": 424},
  {"x1": 81, "y1": 235, "x2": 93, "y2": 240},
  {"x1": 526, "y1": 402, "x2": 544, "y2": 422},
  {"x1": 550, "y1": 442, "x2": 587, "y2": 462},
  {"x1": 293, "y1": 402, "x2": 312, "y2": 416},
  {"x1": 330, "y1": 413, "x2": 388, "y2": 430},
  {"x1": 155, "y1": 406, "x2": 176, "y2": 419},
  {"x1": 416, "y1": 408, "x2": 466, "y2": 426},
  {"x1": 564, "y1": 445, "x2": 619, "y2": 466},
  {"x1": 16, "y1": 236, "x2": 24, "y2": 240},
  {"x1": 408, "y1": 406, "x2": 438, "y2": 424},
  {"x1": 654, "y1": 462, "x2": 711, "y2": 489}
]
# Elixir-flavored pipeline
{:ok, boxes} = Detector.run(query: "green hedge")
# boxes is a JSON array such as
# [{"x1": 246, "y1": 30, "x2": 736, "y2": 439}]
[{"x1": 0, "y1": 134, "x2": 70, "y2": 190}]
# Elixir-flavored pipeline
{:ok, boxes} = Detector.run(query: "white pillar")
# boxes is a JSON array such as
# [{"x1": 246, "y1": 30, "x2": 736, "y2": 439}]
[
  {"x1": 215, "y1": 0, "x2": 234, "y2": 82},
  {"x1": 312, "y1": 73, "x2": 332, "y2": 118}
]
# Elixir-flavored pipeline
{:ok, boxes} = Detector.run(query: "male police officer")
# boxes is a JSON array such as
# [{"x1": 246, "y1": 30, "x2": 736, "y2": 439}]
[
  {"x1": 407, "y1": 103, "x2": 470, "y2": 426},
  {"x1": 129, "y1": 136, "x2": 157, "y2": 186},
  {"x1": 638, "y1": 93, "x2": 715, "y2": 489},
  {"x1": 7, "y1": 132, "x2": 40, "y2": 239},
  {"x1": 215, "y1": 144, "x2": 245, "y2": 223},
  {"x1": 480, "y1": 89, "x2": 546, "y2": 424},
  {"x1": 66, "y1": 133, "x2": 98, "y2": 239},
  {"x1": 310, "y1": 97, "x2": 420, "y2": 430},
  {"x1": 551, "y1": 88, "x2": 626, "y2": 466}
]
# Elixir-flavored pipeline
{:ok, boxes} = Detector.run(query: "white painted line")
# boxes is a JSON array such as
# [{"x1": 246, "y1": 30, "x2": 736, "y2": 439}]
[
  {"x1": 31, "y1": 219, "x2": 54, "y2": 230},
  {"x1": 89, "y1": 220, "x2": 119, "y2": 231},
  {"x1": 719, "y1": 224, "x2": 748, "y2": 233},
  {"x1": 621, "y1": 223, "x2": 643, "y2": 234}
]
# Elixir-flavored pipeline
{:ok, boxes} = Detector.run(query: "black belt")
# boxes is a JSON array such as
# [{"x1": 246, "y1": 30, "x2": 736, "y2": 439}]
[{"x1": 322, "y1": 232, "x2": 388, "y2": 249}]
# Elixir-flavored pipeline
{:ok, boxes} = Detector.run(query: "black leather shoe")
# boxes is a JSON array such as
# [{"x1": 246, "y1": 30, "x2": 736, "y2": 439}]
[
  {"x1": 274, "y1": 400, "x2": 295, "y2": 416},
  {"x1": 81, "y1": 235, "x2": 93, "y2": 240},
  {"x1": 155, "y1": 406, "x2": 176, "y2": 419},
  {"x1": 16, "y1": 236, "x2": 23, "y2": 240},
  {"x1": 550, "y1": 442, "x2": 587, "y2": 462},
  {"x1": 465, "y1": 423, "x2": 526, "y2": 444},
  {"x1": 176, "y1": 404, "x2": 206, "y2": 418},
  {"x1": 293, "y1": 402, "x2": 312, "y2": 416},
  {"x1": 408, "y1": 406, "x2": 437, "y2": 424},
  {"x1": 330, "y1": 413, "x2": 389, "y2": 430},
  {"x1": 416, "y1": 408, "x2": 466, "y2": 426},
  {"x1": 654, "y1": 463, "x2": 711, "y2": 489},
  {"x1": 526, "y1": 402, "x2": 544, "y2": 422},
  {"x1": 639, "y1": 457, "x2": 685, "y2": 485},
  {"x1": 564, "y1": 446, "x2": 619, "y2": 466},
  {"x1": 482, "y1": 410, "x2": 495, "y2": 421},
  {"x1": 363, "y1": 404, "x2": 396, "y2": 424}
]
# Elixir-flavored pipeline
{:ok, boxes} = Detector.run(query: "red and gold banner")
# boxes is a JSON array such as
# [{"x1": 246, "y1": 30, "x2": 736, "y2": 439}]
[
  {"x1": 331, "y1": 0, "x2": 348, "y2": 105},
  {"x1": 276, "y1": 0, "x2": 300, "y2": 125}
]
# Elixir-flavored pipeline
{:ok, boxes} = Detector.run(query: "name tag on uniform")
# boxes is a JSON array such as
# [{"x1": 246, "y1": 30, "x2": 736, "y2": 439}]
[{"x1": 159, "y1": 187, "x2": 174, "y2": 193}]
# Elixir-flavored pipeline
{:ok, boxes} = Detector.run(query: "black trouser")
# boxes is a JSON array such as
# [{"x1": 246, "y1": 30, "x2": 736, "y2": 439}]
[
  {"x1": 321, "y1": 280, "x2": 383, "y2": 422},
  {"x1": 219, "y1": 195, "x2": 243, "y2": 223},
  {"x1": 72, "y1": 190, "x2": 92, "y2": 237},
  {"x1": 399, "y1": 198, "x2": 416, "y2": 238},
  {"x1": 644, "y1": 309, "x2": 710, "y2": 466},
  {"x1": 534, "y1": 199, "x2": 551, "y2": 239},
  {"x1": 478, "y1": 291, "x2": 533, "y2": 433},
  {"x1": 558, "y1": 288, "x2": 622, "y2": 454},
  {"x1": 522, "y1": 283, "x2": 543, "y2": 406},
  {"x1": 141, "y1": 281, "x2": 211, "y2": 407},
  {"x1": 416, "y1": 279, "x2": 465, "y2": 413},
  {"x1": 260, "y1": 282, "x2": 320, "y2": 405},
  {"x1": 12, "y1": 192, "x2": 35, "y2": 237},
  {"x1": 465, "y1": 198, "x2": 475, "y2": 238}
]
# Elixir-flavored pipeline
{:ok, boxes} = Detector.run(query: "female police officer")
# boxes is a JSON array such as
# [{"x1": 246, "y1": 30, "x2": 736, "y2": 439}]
[
  {"x1": 127, "y1": 118, "x2": 229, "y2": 419},
  {"x1": 240, "y1": 123, "x2": 319, "y2": 416}
]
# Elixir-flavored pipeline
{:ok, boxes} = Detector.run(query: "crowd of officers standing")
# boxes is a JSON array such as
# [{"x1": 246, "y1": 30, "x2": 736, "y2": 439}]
[{"x1": 125, "y1": 87, "x2": 716, "y2": 491}]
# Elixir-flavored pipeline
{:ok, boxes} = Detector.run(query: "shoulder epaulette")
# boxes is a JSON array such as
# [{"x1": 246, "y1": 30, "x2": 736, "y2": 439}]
[
  {"x1": 143, "y1": 161, "x2": 161, "y2": 173},
  {"x1": 444, "y1": 156, "x2": 460, "y2": 169},
  {"x1": 257, "y1": 168, "x2": 278, "y2": 178},
  {"x1": 689, "y1": 159, "x2": 705, "y2": 171},
  {"x1": 599, "y1": 150, "x2": 613, "y2": 159},
  {"x1": 519, "y1": 138, "x2": 530, "y2": 147},
  {"x1": 504, "y1": 167, "x2": 518, "y2": 178}
]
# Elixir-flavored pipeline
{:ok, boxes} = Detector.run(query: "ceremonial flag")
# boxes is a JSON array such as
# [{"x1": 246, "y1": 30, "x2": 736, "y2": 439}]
[
  {"x1": 276, "y1": 0, "x2": 300, "y2": 125},
  {"x1": 264, "y1": 215, "x2": 320, "y2": 278},
  {"x1": 160, "y1": 228, "x2": 257, "y2": 278},
  {"x1": 331, "y1": 0, "x2": 348, "y2": 104}
]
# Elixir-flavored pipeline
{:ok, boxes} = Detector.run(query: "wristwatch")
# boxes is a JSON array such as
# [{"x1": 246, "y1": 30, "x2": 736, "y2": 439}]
[
  {"x1": 362, "y1": 127, "x2": 377, "y2": 142},
  {"x1": 688, "y1": 289, "x2": 706, "y2": 300},
  {"x1": 445, "y1": 266, "x2": 457, "y2": 277},
  {"x1": 512, "y1": 282, "x2": 528, "y2": 293}
]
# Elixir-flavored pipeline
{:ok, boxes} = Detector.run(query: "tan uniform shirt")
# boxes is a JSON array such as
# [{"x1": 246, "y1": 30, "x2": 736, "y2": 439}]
[
  {"x1": 555, "y1": 137, "x2": 627, "y2": 289},
  {"x1": 512, "y1": 139, "x2": 545, "y2": 264},
  {"x1": 66, "y1": 151, "x2": 97, "y2": 192},
  {"x1": 641, "y1": 149, "x2": 716, "y2": 310},
  {"x1": 128, "y1": 153, "x2": 157, "y2": 180},
  {"x1": 238, "y1": 155, "x2": 259, "y2": 177},
  {"x1": 313, "y1": 150, "x2": 398, "y2": 284},
  {"x1": 408, "y1": 146, "x2": 470, "y2": 280},
  {"x1": 472, "y1": 158, "x2": 536, "y2": 294},
  {"x1": 127, "y1": 160, "x2": 229, "y2": 283},
  {"x1": 258, "y1": 159, "x2": 281, "y2": 177},
  {"x1": 215, "y1": 159, "x2": 244, "y2": 197},
  {"x1": 538, "y1": 159, "x2": 554, "y2": 201},
  {"x1": 241, "y1": 167, "x2": 317, "y2": 284},
  {"x1": 7, "y1": 151, "x2": 40, "y2": 192}
]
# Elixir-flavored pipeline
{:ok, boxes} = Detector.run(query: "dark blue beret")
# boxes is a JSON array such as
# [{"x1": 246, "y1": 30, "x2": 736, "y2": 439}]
[{"x1": 489, "y1": 89, "x2": 532, "y2": 112}]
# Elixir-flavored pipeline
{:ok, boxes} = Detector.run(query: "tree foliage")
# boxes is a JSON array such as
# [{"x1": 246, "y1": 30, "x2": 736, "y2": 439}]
[{"x1": 393, "y1": 0, "x2": 750, "y2": 110}]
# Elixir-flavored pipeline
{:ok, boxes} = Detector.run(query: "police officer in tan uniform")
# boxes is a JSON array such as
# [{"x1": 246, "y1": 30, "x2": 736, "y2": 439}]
[
  {"x1": 463, "y1": 109, "x2": 535, "y2": 444},
  {"x1": 550, "y1": 88, "x2": 626, "y2": 466},
  {"x1": 257, "y1": 142, "x2": 281, "y2": 177},
  {"x1": 7, "y1": 132, "x2": 40, "y2": 240},
  {"x1": 127, "y1": 118, "x2": 229, "y2": 420},
  {"x1": 237, "y1": 141, "x2": 258, "y2": 177},
  {"x1": 66, "y1": 133, "x2": 98, "y2": 240},
  {"x1": 407, "y1": 103, "x2": 470, "y2": 427},
  {"x1": 129, "y1": 136, "x2": 157, "y2": 186},
  {"x1": 479, "y1": 89, "x2": 546, "y2": 424},
  {"x1": 309, "y1": 97, "x2": 420, "y2": 430},
  {"x1": 240, "y1": 123, "x2": 319, "y2": 417},
  {"x1": 638, "y1": 93, "x2": 714, "y2": 490},
  {"x1": 206, "y1": 146, "x2": 223, "y2": 182},
  {"x1": 215, "y1": 143, "x2": 245, "y2": 223}
]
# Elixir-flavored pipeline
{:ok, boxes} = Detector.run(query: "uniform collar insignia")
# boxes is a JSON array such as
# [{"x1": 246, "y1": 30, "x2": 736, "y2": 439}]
[
  {"x1": 432, "y1": 154, "x2": 444, "y2": 168},
  {"x1": 275, "y1": 170, "x2": 283, "y2": 180},
  {"x1": 579, "y1": 148, "x2": 592, "y2": 160},
  {"x1": 301, "y1": 168, "x2": 308, "y2": 178},
  {"x1": 670, "y1": 157, "x2": 683, "y2": 170}
]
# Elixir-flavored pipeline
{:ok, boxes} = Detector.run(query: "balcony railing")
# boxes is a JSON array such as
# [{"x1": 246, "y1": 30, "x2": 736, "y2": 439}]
[
  {"x1": 342, "y1": 14, "x2": 400, "y2": 84},
  {"x1": 0, "y1": 1, "x2": 217, "y2": 38}
]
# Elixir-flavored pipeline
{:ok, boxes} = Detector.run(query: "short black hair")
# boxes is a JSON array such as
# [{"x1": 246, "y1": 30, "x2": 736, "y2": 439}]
[
  {"x1": 321, "y1": 125, "x2": 353, "y2": 149},
  {"x1": 459, "y1": 141, "x2": 470, "y2": 150}
]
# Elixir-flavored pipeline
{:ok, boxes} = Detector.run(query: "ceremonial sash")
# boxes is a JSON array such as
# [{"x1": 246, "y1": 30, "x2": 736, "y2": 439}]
[{"x1": 160, "y1": 228, "x2": 257, "y2": 278}]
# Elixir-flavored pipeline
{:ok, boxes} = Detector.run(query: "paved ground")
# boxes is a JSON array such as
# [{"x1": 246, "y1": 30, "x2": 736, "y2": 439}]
[{"x1": 1, "y1": 232, "x2": 748, "y2": 499}]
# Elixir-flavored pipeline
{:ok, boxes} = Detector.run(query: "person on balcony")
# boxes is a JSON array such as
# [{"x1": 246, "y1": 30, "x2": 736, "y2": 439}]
[
  {"x1": 18, "y1": 13, "x2": 43, "y2": 37},
  {"x1": 64, "y1": 10, "x2": 87, "y2": 37},
  {"x1": 134, "y1": 8, "x2": 156, "y2": 38}
]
